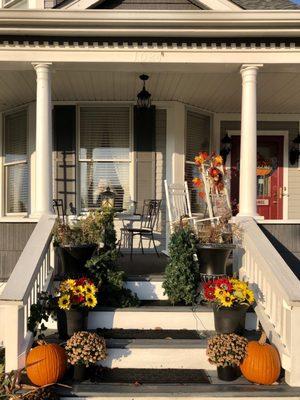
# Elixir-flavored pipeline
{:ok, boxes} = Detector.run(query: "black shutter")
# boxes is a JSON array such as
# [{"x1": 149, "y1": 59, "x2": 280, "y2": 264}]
[
  {"x1": 53, "y1": 105, "x2": 77, "y2": 214},
  {"x1": 134, "y1": 106, "x2": 156, "y2": 212}
]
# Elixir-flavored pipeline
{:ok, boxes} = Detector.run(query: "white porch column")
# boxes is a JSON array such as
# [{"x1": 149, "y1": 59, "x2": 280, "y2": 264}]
[
  {"x1": 238, "y1": 64, "x2": 262, "y2": 218},
  {"x1": 33, "y1": 63, "x2": 53, "y2": 216}
]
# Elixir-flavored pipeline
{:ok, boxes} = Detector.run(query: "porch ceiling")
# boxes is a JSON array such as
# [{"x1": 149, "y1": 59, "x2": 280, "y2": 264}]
[{"x1": 2, "y1": 66, "x2": 300, "y2": 114}]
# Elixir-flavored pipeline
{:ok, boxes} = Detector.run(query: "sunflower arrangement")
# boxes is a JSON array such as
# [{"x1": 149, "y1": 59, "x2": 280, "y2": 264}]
[
  {"x1": 202, "y1": 277, "x2": 255, "y2": 308},
  {"x1": 207, "y1": 333, "x2": 248, "y2": 367},
  {"x1": 57, "y1": 277, "x2": 98, "y2": 311}
]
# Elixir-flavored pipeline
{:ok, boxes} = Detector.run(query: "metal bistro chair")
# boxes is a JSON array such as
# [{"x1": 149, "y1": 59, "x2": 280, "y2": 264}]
[
  {"x1": 119, "y1": 199, "x2": 162, "y2": 260},
  {"x1": 53, "y1": 199, "x2": 67, "y2": 223}
]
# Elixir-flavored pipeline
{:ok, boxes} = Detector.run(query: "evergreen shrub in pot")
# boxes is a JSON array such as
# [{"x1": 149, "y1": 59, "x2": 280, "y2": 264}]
[{"x1": 162, "y1": 223, "x2": 200, "y2": 305}]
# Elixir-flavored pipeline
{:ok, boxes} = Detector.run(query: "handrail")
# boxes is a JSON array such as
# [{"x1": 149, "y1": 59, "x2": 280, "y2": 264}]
[
  {"x1": 0, "y1": 214, "x2": 56, "y2": 304},
  {"x1": 0, "y1": 214, "x2": 56, "y2": 372},
  {"x1": 237, "y1": 217, "x2": 300, "y2": 386},
  {"x1": 240, "y1": 217, "x2": 300, "y2": 305}
]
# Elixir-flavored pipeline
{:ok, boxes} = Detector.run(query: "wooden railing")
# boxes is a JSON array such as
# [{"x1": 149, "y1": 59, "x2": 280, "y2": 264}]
[
  {"x1": 0, "y1": 215, "x2": 56, "y2": 372},
  {"x1": 236, "y1": 217, "x2": 300, "y2": 386}
]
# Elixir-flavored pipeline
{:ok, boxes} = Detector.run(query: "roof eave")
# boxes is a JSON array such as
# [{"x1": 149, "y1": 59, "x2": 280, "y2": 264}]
[{"x1": 1, "y1": 9, "x2": 300, "y2": 37}]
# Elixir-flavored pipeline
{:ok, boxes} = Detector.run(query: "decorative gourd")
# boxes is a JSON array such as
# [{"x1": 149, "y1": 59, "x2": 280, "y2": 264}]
[
  {"x1": 240, "y1": 332, "x2": 281, "y2": 385},
  {"x1": 26, "y1": 341, "x2": 67, "y2": 386}
]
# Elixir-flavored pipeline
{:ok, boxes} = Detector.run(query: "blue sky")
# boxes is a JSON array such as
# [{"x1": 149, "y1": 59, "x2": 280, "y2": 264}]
[{"x1": 293, "y1": 0, "x2": 300, "y2": 3}]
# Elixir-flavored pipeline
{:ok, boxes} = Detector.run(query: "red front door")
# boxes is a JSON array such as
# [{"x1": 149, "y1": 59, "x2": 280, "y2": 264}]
[{"x1": 231, "y1": 135, "x2": 284, "y2": 220}]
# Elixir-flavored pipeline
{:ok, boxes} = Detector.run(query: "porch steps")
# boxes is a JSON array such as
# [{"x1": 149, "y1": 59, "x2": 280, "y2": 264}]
[
  {"x1": 87, "y1": 300, "x2": 257, "y2": 331},
  {"x1": 94, "y1": 328, "x2": 258, "y2": 370},
  {"x1": 59, "y1": 381, "x2": 300, "y2": 400},
  {"x1": 124, "y1": 275, "x2": 167, "y2": 300}
]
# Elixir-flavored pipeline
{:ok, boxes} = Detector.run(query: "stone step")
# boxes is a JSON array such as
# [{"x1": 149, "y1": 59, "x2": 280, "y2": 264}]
[{"x1": 87, "y1": 301, "x2": 257, "y2": 331}]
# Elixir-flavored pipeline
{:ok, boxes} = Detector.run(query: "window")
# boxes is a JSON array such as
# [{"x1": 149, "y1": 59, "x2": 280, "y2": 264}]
[
  {"x1": 79, "y1": 106, "x2": 131, "y2": 211},
  {"x1": 4, "y1": 109, "x2": 28, "y2": 214},
  {"x1": 185, "y1": 110, "x2": 210, "y2": 214}
]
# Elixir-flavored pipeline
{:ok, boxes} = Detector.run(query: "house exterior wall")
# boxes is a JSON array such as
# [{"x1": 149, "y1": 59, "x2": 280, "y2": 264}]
[
  {"x1": 220, "y1": 119, "x2": 300, "y2": 219},
  {"x1": 0, "y1": 222, "x2": 36, "y2": 279}
]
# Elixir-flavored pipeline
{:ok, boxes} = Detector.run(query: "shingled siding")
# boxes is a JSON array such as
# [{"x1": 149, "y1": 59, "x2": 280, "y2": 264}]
[
  {"x1": 93, "y1": 0, "x2": 205, "y2": 9},
  {"x1": 220, "y1": 120, "x2": 300, "y2": 219},
  {"x1": 0, "y1": 222, "x2": 36, "y2": 280},
  {"x1": 231, "y1": 0, "x2": 300, "y2": 9}
]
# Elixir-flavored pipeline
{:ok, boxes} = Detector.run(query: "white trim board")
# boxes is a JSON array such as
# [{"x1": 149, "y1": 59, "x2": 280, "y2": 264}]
[{"x1": 228, "y1": 130, "x2": 289, "y2": 221}]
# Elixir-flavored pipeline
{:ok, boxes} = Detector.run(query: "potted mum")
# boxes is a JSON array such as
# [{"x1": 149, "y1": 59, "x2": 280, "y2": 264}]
[
  {"x1": 65, "y1": 331, "x2": 107, "y2": 382},
  {"x1": 207, "y1": 333, "x2": 248, "y2": 381},
  {"x1": 57, "y1": 277, "x2": 98, "y2": 337},
  {"x1": 203, "y1": 277, "x2": 255, "y2": 334}
]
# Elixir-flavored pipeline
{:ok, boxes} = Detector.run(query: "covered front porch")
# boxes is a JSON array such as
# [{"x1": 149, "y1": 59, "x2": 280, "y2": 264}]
[{"x1": 1, "y1": 57, "x2": 300, "y2": 275}]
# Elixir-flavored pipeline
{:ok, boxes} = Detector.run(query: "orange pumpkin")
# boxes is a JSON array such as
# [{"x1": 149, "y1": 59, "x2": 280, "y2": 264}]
[
  {"x1": 241, "y1": 332, "x2": 281, "y2": 385},
  {"x1": 26, "y1": 341, "x2": 67, "y2": 386}
]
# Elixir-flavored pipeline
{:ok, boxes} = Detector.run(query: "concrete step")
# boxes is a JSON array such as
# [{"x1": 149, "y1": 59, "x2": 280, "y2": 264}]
[
  {"x1": 97, "y1": 329, "x2": 259, "y2": 369},
  {"x1": 58, "y1": 380, "x2": 299, "y2": 399},
  {"x1": 124, "y1": 275, "x2": 166, "y2": 300},
  {"x1": 87, "y1": 301, "x2": 257, "y2": 331}
]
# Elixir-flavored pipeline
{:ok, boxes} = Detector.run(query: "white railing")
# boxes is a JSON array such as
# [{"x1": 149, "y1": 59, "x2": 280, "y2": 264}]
[
  {"x1": 236, "y1": 217, "x2": 300, "y2": 387},
  {"x1": 0, "y1": 214, "x2": 56, "y2": 372}
]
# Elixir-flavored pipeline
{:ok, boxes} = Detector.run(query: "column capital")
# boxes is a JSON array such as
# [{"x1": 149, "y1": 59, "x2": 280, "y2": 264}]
[
  {"x1": 240, "y1": 64, "x2": 263, "y2": 75},
  {"x1": 32, "y1": 63, "x2": 52, "y2": 72}
]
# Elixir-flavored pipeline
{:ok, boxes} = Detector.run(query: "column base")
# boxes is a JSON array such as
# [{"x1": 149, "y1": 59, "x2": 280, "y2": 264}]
[{"x1": 236, "y1": 213, "x2": 264, "y2": 221}]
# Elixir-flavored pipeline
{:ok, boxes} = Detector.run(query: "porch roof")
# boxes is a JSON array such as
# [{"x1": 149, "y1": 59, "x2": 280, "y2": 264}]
[{"x1": 1, "y1": 65, "x2": 300, "y2": 114}]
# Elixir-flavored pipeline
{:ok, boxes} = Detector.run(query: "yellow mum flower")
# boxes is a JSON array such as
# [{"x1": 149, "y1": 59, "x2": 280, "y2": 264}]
[
  {"x1": 85, "y1": 283, "x2": 97, "y2": 295},
  {"x1": 58, "y1": 294, "x2": 71, "y2": 310},
  {"x1": 214, "y1": 155, "x2": 223, "y2": 166},
  {"x1": 220, "y1": 293, "x2": 234, "y2": 308},
  {"x1": 85, "y1": 294, "x2": 97, "y2": 308},
  {"x1": 245, "y1": 289, "x2": 255, "y2": 304}
]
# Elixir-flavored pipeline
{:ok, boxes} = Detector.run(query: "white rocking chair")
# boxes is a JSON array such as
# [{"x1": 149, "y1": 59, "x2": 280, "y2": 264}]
[{"x1": 164, "y1": 180, "x2": 219, "y2": 232}]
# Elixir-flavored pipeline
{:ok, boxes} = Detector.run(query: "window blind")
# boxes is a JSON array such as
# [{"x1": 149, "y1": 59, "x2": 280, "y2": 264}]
[
  {"x1": 79, "y1": 107, "x2": 130, "y2": 210},
  {"x1": 4, "y1": 110, "x2": 28, "y2": 214},
  {"x1": 185, "y1": 111, "x2": 210, "y2": 214}
]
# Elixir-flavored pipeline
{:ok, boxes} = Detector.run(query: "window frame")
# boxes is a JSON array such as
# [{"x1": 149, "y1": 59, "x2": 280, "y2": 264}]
[
  {"x1": 184, "y1": 107, "x2": 212, "y2": 214},
  {"x1": 3, "y1": 107, "x2": 29, "y2": 216},
  {"x1": 76, "y1": 104, "x2": 133, "y2": 213}
]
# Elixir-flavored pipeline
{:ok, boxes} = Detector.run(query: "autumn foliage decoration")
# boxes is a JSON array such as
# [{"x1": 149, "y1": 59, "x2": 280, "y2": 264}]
[
  {"x1": 193, "y1": 152, "x2": 226, "y2": 200},
  {"x1": 26, "y1": 341, "x2": 67, "y2": 387}
]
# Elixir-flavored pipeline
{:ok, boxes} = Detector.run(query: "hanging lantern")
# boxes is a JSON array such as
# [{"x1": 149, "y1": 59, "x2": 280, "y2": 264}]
[
  {"x1": 289, "y1": 133, "x2": 300, "y2": 165},
  {"x1": 220, "y1": 133, "x2": 232, "y2": 164},
  {"x1": 100, "y1": 186, "x2": 115, "y2": 209},
  {"x1": 136, "y1": 74, "x2": 151, "y2": 109}
]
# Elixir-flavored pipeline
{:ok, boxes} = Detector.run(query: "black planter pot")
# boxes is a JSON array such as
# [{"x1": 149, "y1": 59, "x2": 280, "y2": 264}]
[
  {"x1": 73, "y1": 364, "x2": 87, "y2": 382},
  {"x1": 213, "y1": 304, "x2": 248, "y2": 335},
  {"x1": 196, "y1": 244, "x2": 235, "y2": 279},
  {"x1": 56, "y1": 244, "x2": 97, "y2": 277},
  {"x1": 217, "y1": 365, "x2": 241, "y2": 381},
  {"x1": 65, "y1": 309, "x2": 88, "y2": 337}
]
